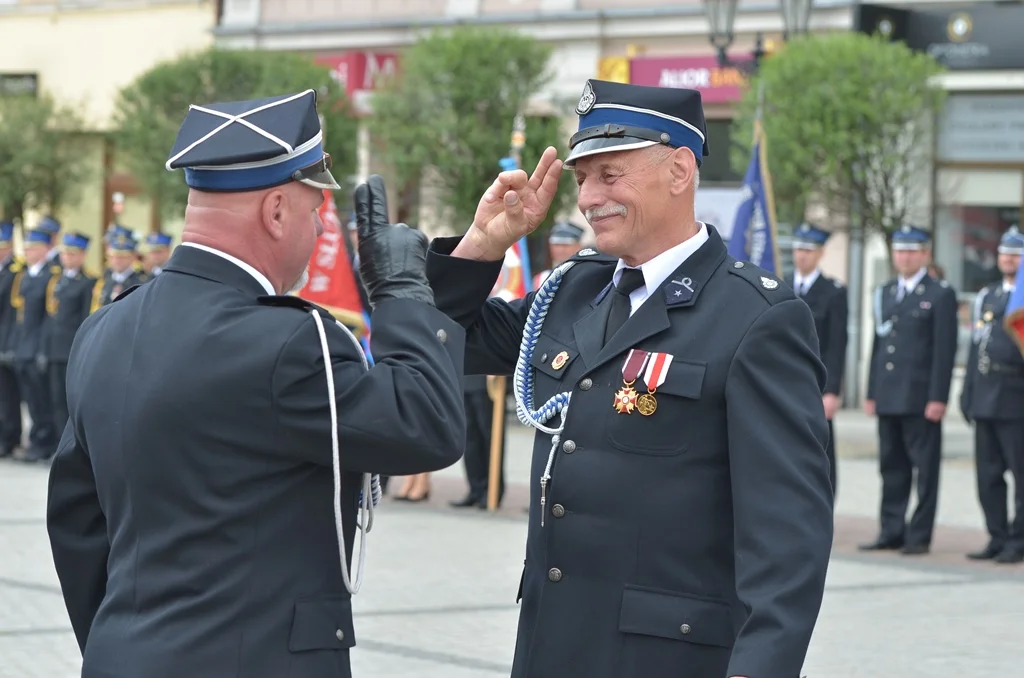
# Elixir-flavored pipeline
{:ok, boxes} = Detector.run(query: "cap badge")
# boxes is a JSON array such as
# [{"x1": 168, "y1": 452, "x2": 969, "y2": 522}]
[
  {"x1": 760, "y1": 276, "x2": 779, "y2": 290},
  {"x1": 576, "y1": 80, "x2": 596, "y2": 115}
]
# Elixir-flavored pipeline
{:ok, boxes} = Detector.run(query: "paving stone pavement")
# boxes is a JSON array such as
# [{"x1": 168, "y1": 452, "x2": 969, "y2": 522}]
[{"x1": 2, "y1": 408, "x2": 1022, "y2": 677}]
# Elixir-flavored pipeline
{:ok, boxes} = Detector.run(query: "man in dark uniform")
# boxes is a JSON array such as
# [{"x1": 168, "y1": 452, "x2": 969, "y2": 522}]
[
  {"x1": 0, "y1": 221, "x2": 24, "y2": 458},
  {"x1": 36, "y1": 215, "x2": 64, "y2": 270},
  {"x1": 788, "y1": 222, "x2": 848, "y2": 495},
  {"x1": 450, "y1": 374, "x2": 506, "y2": 508},
  {"x1": 861, "y1": 224, "x2": 959, "y2": 555},
  {"x1": 142, "y1": 232, "x2": 173, "y2": 277},
  {"x1": 532, "y1": 221, "x2": 585, "y2": 290},
  {"x1": 92, "y1": 229, "x2": 147, "y2": 310},
  {"x1": 46, "y1": 89, "x2": 467, "y2": 678},
  {"x1": 426, "y1": 80, "x2": 833, "y2": 678},
  {"x1": 43, "y1": 232, "x2": 97, "y2": 441},
  {"x1": 960, "y1": 225, "x2": 1024, "y2": 563},
  {"x1": 10, "y1": 228, "x2": 61, "y2": 462}
]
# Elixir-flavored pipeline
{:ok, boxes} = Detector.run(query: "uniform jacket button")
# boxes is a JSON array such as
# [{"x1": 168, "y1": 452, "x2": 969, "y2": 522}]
[
  {"x1": 887, "y1": 345, "x2": 895, "y2": 354},
  {"x1": 885, "y1": 362, "x2": 894, "y2": 371},
  {"x1": 336, "y1": 629, "x2": 345, "y2": 641},
  {"x1": 540, "y1": 352, "x2": 548, "y2": 362},
  {"x1": 579, "y1": 378, "x2": 592, "y2": 391},
  {"x1": 551, "y1": 504, "x2": 565, "y2": 518},
  {"x1": 436, "y1": 329, "x2": 447, "y2": 343},
  {"x1": 562, "y1": 440, "x2": 576, "y2": 453},
  {"x1": 548, "y1": 567, "x2": 562, "y2": 582},
  {"x1": 680, "y1": 623, "x2": 691, "y2": 635}
]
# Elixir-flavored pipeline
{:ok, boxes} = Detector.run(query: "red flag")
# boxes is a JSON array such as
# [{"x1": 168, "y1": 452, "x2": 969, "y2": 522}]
[{"x1": 296, "y1": 190, "x2": 367, "y2": 332}]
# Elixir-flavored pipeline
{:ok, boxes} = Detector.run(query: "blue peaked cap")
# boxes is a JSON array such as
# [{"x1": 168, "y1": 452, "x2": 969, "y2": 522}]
[
  {"x1": 998, "y1": 225, "x2": 1023, "y2": 255},
  {"x1": 549, "y1": 221, "x2": 585, "y2": 245},
  {"x1": 566, "y1": 79, "x2": 708, "y2": 168},
  {"x1": 146, "y1": 232, "x2": 173, "y2": 248},
  {"x1": 891, "y1": 224, "x2": 932, "y2": 250},
  {"x1": 109, "y1": 231, "x2": 137, "y2": 252},
  {"x1": 62, "y1": 232, "x2": 90, "y2": 250},
  {"x1": 25, "y1": 229, "x2": 52, "y2": 246},
  {"x1": 165, "y1": 89, "x2": 340, "y2": 193},
  {"x1": 792, "y1": 222, "x2": 831, "y2": 250},
  {"x1": 0, "y1": 221, "x2": 13, "y2": 243},
  {"x1": 36, "y1": 216, "x2": 61, "y2": 234}
]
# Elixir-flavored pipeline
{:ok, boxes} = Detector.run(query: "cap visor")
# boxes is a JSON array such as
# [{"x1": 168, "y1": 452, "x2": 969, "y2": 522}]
[
  {"x1": 298, "y1": 167, "x2": 341, "y2": 191},
  {"x1": 565, "y1": 137, "x2": 657, "y2": 165}
]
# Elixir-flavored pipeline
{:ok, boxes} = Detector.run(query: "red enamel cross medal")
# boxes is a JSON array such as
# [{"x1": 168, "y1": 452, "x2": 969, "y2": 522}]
[{"x1": 614, "y1": 349, "x2": 650, "y2": 414}]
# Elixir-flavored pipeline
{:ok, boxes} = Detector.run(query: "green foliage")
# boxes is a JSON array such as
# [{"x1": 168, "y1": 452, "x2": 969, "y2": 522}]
[
  {"x1": 0, "y1": 93, "x2": 93, "y2": 225},
  {"x1": 113, "y1": 48, "x2": 359, "y2": 220},
  {"x1": 731, "y1": 32, "x2": 946, "y2": 236},
  {"x1": 368, "y1": 26, "x2": 575, "y2": 233}
]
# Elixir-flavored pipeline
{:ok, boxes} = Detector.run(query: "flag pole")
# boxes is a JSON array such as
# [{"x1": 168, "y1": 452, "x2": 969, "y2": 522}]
[
  {"x1": 754, "y1": 80, "x2": 782, "y2": 274},
  {"x1": 487, "y1": 112, "x2": 527, "y2": 512}
]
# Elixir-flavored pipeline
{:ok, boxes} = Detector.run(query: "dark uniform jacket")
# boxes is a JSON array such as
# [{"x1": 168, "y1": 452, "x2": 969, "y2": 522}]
[
  {"x1": 788, "y1": 273, "x2": 848, "y2": 395},
  {"x1": 46, "y1": 246, "x2": 467, "y2": 678},
  {"x1": 961, "y1": 282, "x2": 1024, "y2": 421},
  {"x1": 92, "y1": 264, "x2": 148, "y2": 310},
  {"x1": 867, "y1": 274, "x2": 959, "y2": 416},
  {"x1": 426, "y1": 227, "x2": 833, "y2": 678},
  {"x1": 43, "y1": 269, "x2": 97, "y2": 362},
  {"x1": 0, "y1": 255, "x2": 23, "y2": 358},
  {"x1": 10, "y1": 262, "x2": 61, "y2": 362}
]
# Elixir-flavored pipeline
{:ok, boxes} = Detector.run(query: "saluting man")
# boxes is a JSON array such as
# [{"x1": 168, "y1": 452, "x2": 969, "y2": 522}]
[
  {"x1": 532, "y1": 221, "x2": 585, "y2": 290},
  {"x1": 92, "y1": 229, "x2": 147, "y2": 310},
  {"x1": 426, "y1": 79, "x2": 833, "y2": 678},
  {"x1": 142, "y1": 232, "x2": 173, "y2": 277},
  {"x1": 46, "y1": 89, "x2": 467, "y2": 678},
  {"x1": 788, "y1": 222, "x2": 848, "y2": 495},
  {"x1": 960, "y1": 225, "x2": 1024, "y2": 564},
  {"x1": 42, "y1": 232, "x2": 97, "y2": 440},
  {"x1": 861, "y1": 225, "x2": 959, "y2": 555},
  {"x1": 35, "y1": 216, "x2": 64, "y2": 270}
]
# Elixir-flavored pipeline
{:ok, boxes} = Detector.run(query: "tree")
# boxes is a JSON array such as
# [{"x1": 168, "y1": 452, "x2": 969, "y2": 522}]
[
  {"x1": 731, "y1": 33, "x2": 946, "y2": 244},
  {"x1": 113, "y1": 48, "x2": 359, "y2": 222},
  {"x1": 0, "y1": 93, "x2": 93, "y2": 225},
  {"x1": 367, "y1": 26, "x2": 577, "y2": 240}
]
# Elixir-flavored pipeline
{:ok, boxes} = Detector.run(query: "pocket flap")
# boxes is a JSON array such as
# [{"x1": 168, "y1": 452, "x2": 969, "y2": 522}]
[
  {"x1": 618, "y1": 586, "x2": 734, "y2": 648},
  {"x1": 288, "y1": 596, "x2": 356, "y2": 652},
  {"x1": 529, "y1": 334, "x2": 579, "y2": 379},
  {"x1": 654, "y1": 360, "x2": 706, "y2": 399}
]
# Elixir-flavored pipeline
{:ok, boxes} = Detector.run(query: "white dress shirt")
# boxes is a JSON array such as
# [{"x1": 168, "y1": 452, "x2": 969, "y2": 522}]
[
  {"x1": 793, "y1": 269, "x2": 821, "y2": 296},
  {"x1": 180, "y1": 242, "x2": 275, "y2": 295},
  {"x1": 611, "y1": 223, "x2": 710, "y2": 316},
  {"x1": 897, "y1": 267, "x2": 928, "y2": 301}
]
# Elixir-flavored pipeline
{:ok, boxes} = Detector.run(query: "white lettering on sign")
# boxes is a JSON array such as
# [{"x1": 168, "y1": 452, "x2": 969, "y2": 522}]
[
  {"x1": 659, "y1": 68, "x2": 711, "y2": 89},
  {"x1": 316, "y1": 230, "x2": 342, "y2": 269},
  {"x1": 309, "y1": 271, "x2": 331, "y2": 293},
  {"x1": 363, "y1": 54, "x2": 398, "y2": 90},
  {"x1": 938, "y1": 93, "x2": 1024, "y2": 163}
]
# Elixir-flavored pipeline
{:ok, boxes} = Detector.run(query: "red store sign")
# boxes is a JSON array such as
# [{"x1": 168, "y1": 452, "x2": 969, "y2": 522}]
[
  {"x1": 629, "y1": 55, "x2": 752, "y2": 104},
  {"x1": 315, "y1": 51, "x2": 400, "y2": 114}
]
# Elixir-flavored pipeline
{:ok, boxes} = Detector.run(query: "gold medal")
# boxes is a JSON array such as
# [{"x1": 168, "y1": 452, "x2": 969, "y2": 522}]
[
  {"x1": 614, "y1": 385, "x2": 639, "y2": 413},
  {"x1": 615, "y1": 349, "x2": 650, "y2": 415},
  {"x1": 984, "y1": 310, "x2": 994, "y2": 322},
  {"x1": 637, "y1": 393, "x2": 657, "y2": 416}
]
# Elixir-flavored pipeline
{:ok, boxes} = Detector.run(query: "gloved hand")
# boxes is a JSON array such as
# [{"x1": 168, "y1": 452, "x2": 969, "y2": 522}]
[{"x1": 354, "y1": 174, "x2": 434, "y2": 308}]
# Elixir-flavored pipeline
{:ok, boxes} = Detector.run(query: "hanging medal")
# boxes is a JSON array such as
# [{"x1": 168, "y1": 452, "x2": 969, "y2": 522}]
[
  {"x1": 637, "y1": 352, "x2": 673, "y2": 416},
  {"x1": 614, "y1": 349, "x2": 649, "y2": 414}
]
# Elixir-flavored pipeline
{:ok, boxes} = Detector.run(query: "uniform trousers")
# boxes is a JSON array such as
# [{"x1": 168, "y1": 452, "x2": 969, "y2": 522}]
[
  {"x1": 877, "y1": 415, "x2": 942, "y2": 546},
  {"x1": 974, "y1": 420, "x2": 1024, "y2": 551},
  {"x1": 0, "y1": 363, "x2": 21, "y2": 453},
  {"x1": 462, "y1": 376, "x2": 505, "y2": 503},
  {"x1": 13, "y1": 360, "x2": 56, "y2": 454},
  {"x1": 49, "y1": 361, "x2": 69, "y2": 443}
]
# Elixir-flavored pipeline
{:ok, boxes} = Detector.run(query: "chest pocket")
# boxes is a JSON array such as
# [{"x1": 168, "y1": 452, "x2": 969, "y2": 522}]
[
  {"x1": 529, "y1": 333, "x2": 580, "y2": 384},
  {"x1": 606, "y1": 360, "x2": 706, "y2": 456}
]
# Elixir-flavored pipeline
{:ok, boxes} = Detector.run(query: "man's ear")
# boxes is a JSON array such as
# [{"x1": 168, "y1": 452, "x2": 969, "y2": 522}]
[
  {"x1": 667, "y1": 147, "x2": 697, "y2": 196},
  {"x1": 261, "y1": 189, "x2": 286, "y2": 240}
]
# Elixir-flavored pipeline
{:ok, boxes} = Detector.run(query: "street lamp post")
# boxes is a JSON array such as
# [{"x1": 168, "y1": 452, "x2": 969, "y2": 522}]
[{"x1": 705, "y1": 0, "x2": 815, "y2": 70}]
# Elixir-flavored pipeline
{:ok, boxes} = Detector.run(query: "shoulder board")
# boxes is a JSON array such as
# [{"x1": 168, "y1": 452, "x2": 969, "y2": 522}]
[
  {"x1": 113, "y1": 284, "x2": 141, "y2": 302},
  {"x1": 726, "y1": 259, "x2": 793, "y2": 305},
  {"x1": 257, "y1": 294, "x2": 336, "y2": 321},
  {"x1": 132, "y1": 261, "x2": 144, "y2": 272},
  {"x1": 49, "y1": 265, "x2": 62, "y2": 275},
  {"x1": 567, "y1": 248, "x2": 616, "y2": 264}
]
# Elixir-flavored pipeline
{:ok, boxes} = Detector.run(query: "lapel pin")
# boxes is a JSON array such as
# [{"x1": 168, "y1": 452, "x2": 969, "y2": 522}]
[{"x1": 551, "y1": 351, "x2": 569, "y2": 370}]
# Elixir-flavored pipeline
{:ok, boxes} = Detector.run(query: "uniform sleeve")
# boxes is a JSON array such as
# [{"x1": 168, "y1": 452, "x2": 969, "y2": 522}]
[
  {"x1": 724, "y1": 298, "x2": 833, "y2": 678},
  {"x1": 929, "y1": 286, "x2": 960, "y2": 404},
  {"x1": 426, "y1": 235, "x2": 532, "y2": 376},
  {"x1": 865, "y1": 288, "x2": 881, "y2": 401},
  {"x1": 46, "y1": 424, "x2": 109, "y2": 654},
  {"x1": 272, "y1": 298, "x2": 467, "y2": 476},
  {"x1": 823, "y1": 285, "x2": 848, "y2": 395}
]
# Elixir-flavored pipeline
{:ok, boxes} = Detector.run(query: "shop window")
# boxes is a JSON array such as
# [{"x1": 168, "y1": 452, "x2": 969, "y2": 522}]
[{"x1": 702, "y1": 120, "x2": 743, "y2": 185}]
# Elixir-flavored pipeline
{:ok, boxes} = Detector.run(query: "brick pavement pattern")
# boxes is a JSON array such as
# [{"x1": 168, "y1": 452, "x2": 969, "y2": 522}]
[{"x1": 2, "y1": 410, "x2": 1021, "y2": 677}]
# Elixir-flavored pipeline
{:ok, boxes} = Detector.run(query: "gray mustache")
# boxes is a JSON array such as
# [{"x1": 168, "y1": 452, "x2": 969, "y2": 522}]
[{"x1": 585, "y1": 204, "x2": 627, "y2": 223}]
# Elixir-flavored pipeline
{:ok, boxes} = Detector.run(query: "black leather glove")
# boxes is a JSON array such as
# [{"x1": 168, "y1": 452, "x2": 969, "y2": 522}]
[{"x1": 354, "y1": 174, "x2": 433, "y2": 308}]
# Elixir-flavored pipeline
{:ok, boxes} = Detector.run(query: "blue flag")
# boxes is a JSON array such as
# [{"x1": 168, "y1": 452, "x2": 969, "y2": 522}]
[
  {"x1": 1005, "y1": 264, "x2": 1024, "y2": 355},
  {"x1": 728, "y1": 120, "x2": 781, "y2": 274}
]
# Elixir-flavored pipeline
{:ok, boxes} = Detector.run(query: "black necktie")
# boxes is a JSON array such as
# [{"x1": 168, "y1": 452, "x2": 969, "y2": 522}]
[{"x1": 603, "y1": 268, "x2": 646, "y2": 346}]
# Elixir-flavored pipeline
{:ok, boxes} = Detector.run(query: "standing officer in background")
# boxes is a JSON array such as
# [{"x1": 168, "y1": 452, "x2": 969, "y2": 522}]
[
  {"x1": 450, "y1": 373, "x2": 505, "y2": 508},
  {"x1": 0, "y1": 221, "x2": 23, "y2": 458},
  {"x1": 788, "y1": 222, "x2": 848, "y2": 496},
  {"x1": 532, "y1": 221, "x2": 585, "y2": 290},
  {"x1": 142, "y1": 232, "x2": 173, "y2": 277},
  {"x1": 35, "y1": 216, "x2": 64, "y2": 270},
  {"x1": 92, "y1": 229, "x2": 147, "y2": 310},
  {"x1": 43, "y1": 232, "x2": 96, "y2": 441},
  {"x1": 10, "y1": 228, "x2": 61, "y2": 463},
  {"x1": 426, "y1": 79, "x2": 833, "y2": 678},
  {"x1": 861, "y1": 225, "x2": 959, "y2": 555},
  {"x1": 46, "y1": 89, "x2": 467, "y2": 678},
  {"x1": 960, "y1": 225, "x2": 1024, "y2": 564}
]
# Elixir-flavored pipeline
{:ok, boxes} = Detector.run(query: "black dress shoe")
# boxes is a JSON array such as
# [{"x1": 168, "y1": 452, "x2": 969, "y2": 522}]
[
  {"x1": 858, "y1": 537, "x2": 904, "y2": 551},
  {"x1": 449, "y1": 494, "x2": 484, "y2": 508},
  {"x1": 900, "y1": 543, "x2": 930, "y2": 555},
  {"x1": 19, "y1": 447, "x2": 53, "y2": 463},
  {"x1": 994, "y1": 547, "x2": 1024, "y2": 564},
  {"x1": 967, "y1": 543, "x2": 1005, "y2": 560}
]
